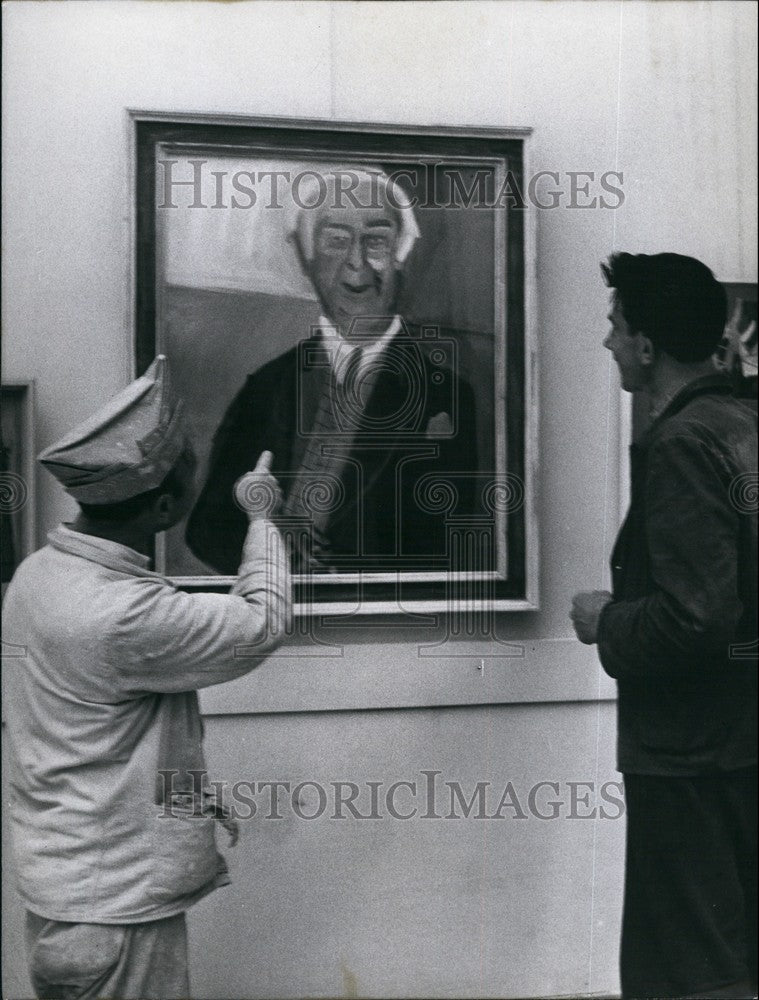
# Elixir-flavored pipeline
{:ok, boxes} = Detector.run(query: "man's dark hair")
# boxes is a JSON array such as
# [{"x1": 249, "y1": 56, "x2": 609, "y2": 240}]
[
  {"x1": 78, "y1": 447, "x2": 194, "y2": 523},
  {"x1": 601, "y1": 252, "x2": 727, "y2": 362}
]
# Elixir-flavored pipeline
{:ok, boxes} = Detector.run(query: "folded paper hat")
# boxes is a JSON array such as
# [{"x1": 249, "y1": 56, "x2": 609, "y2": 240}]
[{"x1": 38, "y1": 356, "x2": 186, "y2": 504}]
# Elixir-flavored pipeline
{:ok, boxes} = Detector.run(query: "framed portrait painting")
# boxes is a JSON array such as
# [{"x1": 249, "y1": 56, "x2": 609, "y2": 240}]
[{"x1": 131, "y1": 112, "x2": 537, "y2": 616}]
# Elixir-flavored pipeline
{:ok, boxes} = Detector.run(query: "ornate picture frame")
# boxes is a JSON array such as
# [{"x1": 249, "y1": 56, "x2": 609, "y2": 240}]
[{"x1": 131, "y1": 112, "x2": 538, "y2": 616}]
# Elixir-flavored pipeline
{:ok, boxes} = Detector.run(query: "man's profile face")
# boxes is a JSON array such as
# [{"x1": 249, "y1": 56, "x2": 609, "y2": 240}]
[
  {"x1": 603, "y1": 295, "x2": 650, "y2": 392},
  {"x1": 307, "y1": 198, "x2": 401, "y2": 341}
]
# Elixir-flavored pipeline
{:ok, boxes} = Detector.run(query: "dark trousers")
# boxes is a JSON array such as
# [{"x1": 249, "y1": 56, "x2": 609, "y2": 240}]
[
  {"x1": 621, "y1": 768, "x2": 757, "y2": 999},
  {"x1": 25, "y1": 910, "x2": 189, "y2": 1000}
]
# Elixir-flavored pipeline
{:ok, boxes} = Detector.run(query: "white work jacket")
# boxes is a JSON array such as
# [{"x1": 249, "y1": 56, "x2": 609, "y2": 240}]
[{"x1": 2, "y1": 519, "x2": 290, "y2": 923}]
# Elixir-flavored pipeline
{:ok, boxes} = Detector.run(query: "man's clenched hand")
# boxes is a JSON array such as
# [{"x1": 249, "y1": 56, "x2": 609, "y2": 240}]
[{"x1": 570, "y1": 590, "x2": 613, "y2": 645}]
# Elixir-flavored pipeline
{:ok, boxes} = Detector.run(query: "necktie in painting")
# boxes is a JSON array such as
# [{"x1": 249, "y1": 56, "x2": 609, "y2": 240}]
[{"x1": 281, "y1": 347, "x2": 374, "y2": 571}]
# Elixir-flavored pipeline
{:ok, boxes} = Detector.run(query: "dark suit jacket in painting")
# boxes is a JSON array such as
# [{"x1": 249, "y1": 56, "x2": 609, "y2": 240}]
[{"x1": 187, "y1": 325, "x2": 479, "y2": 575}]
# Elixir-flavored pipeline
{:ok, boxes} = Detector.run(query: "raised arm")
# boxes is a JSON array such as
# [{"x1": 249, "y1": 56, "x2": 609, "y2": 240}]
[{"x1": 115, "y1": 452, "x2": 292, "y2": 694}]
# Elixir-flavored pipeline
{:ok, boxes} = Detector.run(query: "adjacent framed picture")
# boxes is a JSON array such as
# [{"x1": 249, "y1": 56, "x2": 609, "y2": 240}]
[
  {"x1": 717, "y1": 282, "x2": 758, "y2": 400},
  {"x1": 1, "y1": 381, "x2": 36, "y2": 596},
  {"x1": 131, "y1": 112, "x2": 538, "y2": 616}
]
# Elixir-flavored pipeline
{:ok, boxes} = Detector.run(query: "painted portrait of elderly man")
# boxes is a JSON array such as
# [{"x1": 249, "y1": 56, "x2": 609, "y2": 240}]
[
  {"x1": 186, "y1": 168, "x2": 479, "y2": 575},
  {"x1": 152, "y1": 148, "x2": 512, "y2": 588}
]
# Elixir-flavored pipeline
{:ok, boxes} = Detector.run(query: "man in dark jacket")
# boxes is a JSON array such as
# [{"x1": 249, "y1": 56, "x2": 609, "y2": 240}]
[{"x1": 571, "y1": 253, "x2": 757, "y2": 999}]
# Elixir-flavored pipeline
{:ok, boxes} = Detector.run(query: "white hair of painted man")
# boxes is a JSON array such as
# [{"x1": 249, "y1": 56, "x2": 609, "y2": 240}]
[{"x1": 287, "y1": 167, "x2": 421, "y2": 268}]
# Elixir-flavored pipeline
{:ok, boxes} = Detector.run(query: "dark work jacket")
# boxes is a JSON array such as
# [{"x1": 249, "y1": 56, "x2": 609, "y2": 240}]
[
  {"x1": 187, "y1": 327, "x2": 479, "y2": 575},
  {"x1": 598, "y1": 374, "x2": 757, "y2": 775}
]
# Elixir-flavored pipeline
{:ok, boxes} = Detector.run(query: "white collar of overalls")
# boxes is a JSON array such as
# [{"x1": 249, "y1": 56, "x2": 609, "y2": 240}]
[{"x1": 48, "y1": 523, "x2": 158, "y2": 577}]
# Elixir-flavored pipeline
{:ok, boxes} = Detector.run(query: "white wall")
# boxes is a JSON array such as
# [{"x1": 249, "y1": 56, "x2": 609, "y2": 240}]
[{"x1": 2, "y1": 2, "x2": 757, "y2": 997}]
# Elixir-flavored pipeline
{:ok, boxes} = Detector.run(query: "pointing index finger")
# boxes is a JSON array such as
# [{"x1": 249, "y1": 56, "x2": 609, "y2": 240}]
[{"x1": 256, "y1": 450, "x2": 273, "y2": 472}]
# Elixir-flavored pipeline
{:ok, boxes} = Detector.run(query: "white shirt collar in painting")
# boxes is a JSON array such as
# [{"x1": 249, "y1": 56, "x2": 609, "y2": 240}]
[{"x1": 318, "y1": 315, "x2": 402, "y2": 384}]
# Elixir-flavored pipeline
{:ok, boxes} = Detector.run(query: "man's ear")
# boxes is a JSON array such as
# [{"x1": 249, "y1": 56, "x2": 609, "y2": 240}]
[
  {"x1": 637, "y1": 333, "x2": 656, "y2": 367},
  {"x1": 292, "y1": 237, "x2": 332, "y2": 320},
  {"x1": 290, "y1": 234, "x2": 312, "y2": 280},
  {"x1": 390, "y1": 267, "x2": 405, "y2": 312},
  {"x1": 153, "y1": 491, "x2": 176, "y2": 529}
]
